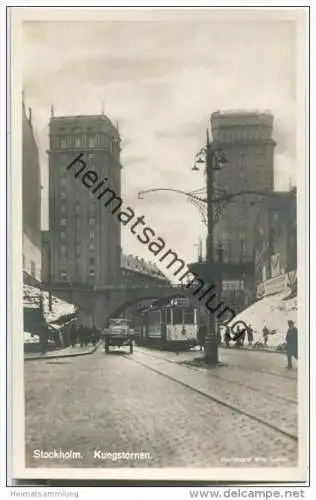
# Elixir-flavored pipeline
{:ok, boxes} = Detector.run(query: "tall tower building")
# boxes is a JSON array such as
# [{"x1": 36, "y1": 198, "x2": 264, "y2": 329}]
[
  {"x1": 22, "y1": 97, "x2": 42, "y2": 283},
  {"x1": 211, "y1": 110, "x2": 276, "y2": 261},
  {"x1": 48, "y1": 113, "x2": 122, "y2": 287}
]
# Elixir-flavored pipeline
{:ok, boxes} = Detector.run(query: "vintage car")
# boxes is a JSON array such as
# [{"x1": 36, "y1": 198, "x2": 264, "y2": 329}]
[{"x1": 103, "y1": 318, "x2": 135, "y2": 354}]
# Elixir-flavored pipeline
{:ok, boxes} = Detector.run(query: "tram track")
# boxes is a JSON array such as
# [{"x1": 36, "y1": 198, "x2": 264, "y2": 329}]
[
  {"x1": 135, "y1": 346, "x2": 298, "y2": 382},
  {"x1": 123, "y1": 352, "x2": 298, "y2": 443},
  {"x1": 135, "y1": 349, "x2": 297, "y2": 404}
]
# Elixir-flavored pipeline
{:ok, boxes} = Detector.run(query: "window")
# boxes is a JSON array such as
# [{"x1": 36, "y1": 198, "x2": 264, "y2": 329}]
[
  {"x1": 60, "y1": 258, "x2": 67, "y2": 268},
  {"x1": 60, "y1": 153, "x2": 68, "y2": 163},
  {"x1": 173, "y1": 308, "x2": 183, "y2": 325},
  {"x1": 60, "y1": 178, "x2": 67, "y2": 187},
  {"x1": 239, "y1": 170, "x2": 245, "y2": 179},
  {"x1": 272, "y1": 212, "x2": 280, "y2": 222},
  {"x1": 165, "y1": 308, "x2": 172, "y2": 325},
  {"x1": 60, "y1": 231, "x2": 66, "y2": 240},
  {"x1": 89, "y1": 244, "x2": 95, "y2": 251},
  {"x1": 89, "y1": 257, "x2": 95, "y2": 266},
  {"x1": 88, "y1": 136, "x2": 95, "y2": 148},
  {"x1": 226, "y1": 129, "x2": 233, "y2": 143},
  {"x1": 88, "y1": 153, "x2": 96, "y2": 160},
  {"x1": 60, "y1": 136, "x2": 67, "y2": 149},
  {"x1": 89, "y1": 204, "x2": 96, "y2": 214},
  {"x1": 75, "y1": 203, "x2": 80, "y2": 214},
  {"x1": 61, "y1": 271, "x2": 67, "y2": 280},
  {"x1": 239, "y1": 238, "x2": 245, "y2": 251},
  {"x1": 89, "y1": 217, "x2": 95, "y2": 225},
  {"x1": 60, "y1": 218, "x2": 67, "y2": 226},
  {"x1": 89, "y1": 268, "x2": 95, "y2": 276},
  {"x1": 60, "y1": 204, "x2": 66, "y2": 213},
  {"x1": 74, "y1": 136, "x2": 81, "y2": 148},
  {"x1": 60, "y1": 191, "x2": 66, "y2": 199},
  {"x1": 60, "y1": 245, "x2": 66, "y2": 255},
  {"x1": 30, "y1": 260, "x2": 36, "y2": 278},
  {"x1": 184, "y1": 308, "x2": 194, "y2": 325},
  {"x1": 89, "y1": 230, "x2": 95, "y2": 239}
]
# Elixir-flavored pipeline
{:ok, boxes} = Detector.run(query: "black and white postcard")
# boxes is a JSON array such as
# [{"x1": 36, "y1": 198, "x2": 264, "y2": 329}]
[{"x1": 8, "y1": 6, "x2": 309, "y2": 482}]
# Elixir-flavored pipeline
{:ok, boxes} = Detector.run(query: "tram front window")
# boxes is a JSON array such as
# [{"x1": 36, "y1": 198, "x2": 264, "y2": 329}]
[
  {"x1": 173, "y1": 308, "x2": 183, "y2": 325},
  {"x1": 184, "y1": 308, "x2": 194, "y2": 325},
  {"x1": 165, "y1": 308, "x2": 172, "y2": 325}
]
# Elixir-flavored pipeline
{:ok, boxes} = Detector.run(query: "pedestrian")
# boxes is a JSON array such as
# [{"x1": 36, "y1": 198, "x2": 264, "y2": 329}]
[
  {"x1": 240, "y1": 329, "x2": 246, "y2": 346},
  {"x1": 70, "y1": 322, "x2": 77, "y2": 348},
  {"x1": 197, "y1": 324, "x2": 206, "y2": 351},
  {"x1": 216, "y1": 324, "x2": 222, "y2": 345},
  {"x1": 263, "y1": 326, "x2": 269, "y2": 346},
  {"x1": 234, "y1": 325, "x2": 242, "y2": 348},
  {"x1": 78, "y1": 325, "x2": 84, "y2": 347},
  {"x1": 91, "y1": 325, "x2": 97, "y2": 346},
  {"x1": 285, "y1": 320, "x2": 298, "y2": 369},
  {"x1": 247, "y1": 324, "x2": 254, "y2": 347},
  {"x1": 83, "y1": 326, "x2": 90, "y2": 346},
  {"x1": 224, "y1": 326, "x2": 231, "y2": 348}
]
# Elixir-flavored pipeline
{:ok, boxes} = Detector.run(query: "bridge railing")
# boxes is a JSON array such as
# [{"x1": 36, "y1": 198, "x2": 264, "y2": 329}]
[{"x1": 93, "y1": 283, "x2": 187, "y2": 291}]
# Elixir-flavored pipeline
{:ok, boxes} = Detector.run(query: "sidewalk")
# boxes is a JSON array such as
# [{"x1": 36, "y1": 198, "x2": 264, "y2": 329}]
[{"x1": 24, "y1": 342, "x2": 101, "y2": 361}]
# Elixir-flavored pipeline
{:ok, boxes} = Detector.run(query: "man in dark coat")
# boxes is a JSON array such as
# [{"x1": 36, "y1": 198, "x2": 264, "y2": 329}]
[
  {"x1": 224, "y1": 326, "x2": 231, "y2": 348},
  {"x1": 263, "y1": 326, "x2": 269, "y2": 346},
  {"x1": 197, "y1": 324, "x2": 207, "y2": 351},
  {"x1": 286, "y1": 320, "x2": 298, "y2": 369},
  {"x1": 247, "y1": 325, "x2": 254, "y2": 346}
]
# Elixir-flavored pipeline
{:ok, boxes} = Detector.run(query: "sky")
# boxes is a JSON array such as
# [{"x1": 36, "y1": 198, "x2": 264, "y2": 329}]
[{"x1": 22, "y1": 11, "x2": 297, "y2": 273}]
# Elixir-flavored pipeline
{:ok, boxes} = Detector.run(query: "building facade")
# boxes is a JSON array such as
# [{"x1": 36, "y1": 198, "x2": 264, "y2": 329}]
[
  {"x1": 211, "y1": 110, "x2": 276, "y2": 262},
  {"x1": 254, "y1": 188, "x2": 297, "y2": 284},
  {"x1": 22, "y1": 98, "x2": 42, "y2": 283},
  {"x1": 121, "y1": 254, "x2": 169, "y2": 287},
  {"x1": 48, "y1": 113, "x2": 122, "y2": 286}
]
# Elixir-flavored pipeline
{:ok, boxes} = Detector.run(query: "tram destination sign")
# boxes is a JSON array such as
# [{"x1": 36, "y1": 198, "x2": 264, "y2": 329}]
[{"x1": 170, "y1": 298, "x2": 190, "y2": 307}]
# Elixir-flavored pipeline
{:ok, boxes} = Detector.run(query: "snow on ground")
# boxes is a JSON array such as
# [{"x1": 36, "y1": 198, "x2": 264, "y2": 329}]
[
  {"x1": 24, "y1": 331, "x2": 40, "y2": 343},
  {"x1": 23, "y1": 284, "x2": 76, "y2": 324},
  {"x1": 228, "y1": 291, "x2": 297, "y2": 347}
]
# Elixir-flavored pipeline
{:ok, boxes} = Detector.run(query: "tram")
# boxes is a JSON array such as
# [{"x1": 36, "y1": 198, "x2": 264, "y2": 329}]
[{"x1": 137, "y1": 298, "x2": 199, "y2": 350}]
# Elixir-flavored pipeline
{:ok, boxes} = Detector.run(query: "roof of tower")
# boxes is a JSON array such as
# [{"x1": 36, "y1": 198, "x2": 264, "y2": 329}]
[
  {"x1": 49, "y1": 113, "x2": 119, "y2": 135},
  {"x1": 212, "y1": 109, "x2": 273, "y2": 116}
]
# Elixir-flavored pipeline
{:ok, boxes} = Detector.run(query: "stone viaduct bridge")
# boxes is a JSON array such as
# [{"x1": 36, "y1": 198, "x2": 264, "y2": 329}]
[
  {"x1": 43, "y1": 282, "x2": 191, "y2": 330},
  {"x1": 42, "y1": 256, "x2": 255, "y2": 330}
]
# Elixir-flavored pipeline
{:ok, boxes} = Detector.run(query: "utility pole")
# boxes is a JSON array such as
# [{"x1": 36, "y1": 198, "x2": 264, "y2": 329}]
[
  {"x1": 204, "y1": 129, "x2": 218, "y2": 364},
  {"x1": 48, "y1": 236, "x2": 53, "y2": 311}
]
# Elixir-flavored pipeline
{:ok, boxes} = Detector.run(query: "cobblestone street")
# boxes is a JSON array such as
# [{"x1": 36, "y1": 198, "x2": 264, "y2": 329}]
[{"x1": 24, "y1": 345, "x2": 298, "y2": 469}]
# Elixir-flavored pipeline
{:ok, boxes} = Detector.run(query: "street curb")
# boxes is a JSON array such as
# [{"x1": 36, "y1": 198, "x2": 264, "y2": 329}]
[
  {"x1": 24, "y1": 342, "x2": 101, "y2": 361},
  {"x1": 227, "y1": 346, "x2": 284, "y2": 355}
]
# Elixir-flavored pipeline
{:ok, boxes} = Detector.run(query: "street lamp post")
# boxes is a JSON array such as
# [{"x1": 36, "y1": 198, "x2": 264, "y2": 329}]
[
  {"x1": 48, "y1": 241, "x2": 53, "y2": 311},
  {"x1": 194, "y1": 130, "x2": 227, "y2": 364},
  {"x1": 205, "y1": 131, "x2": 217, "y2": 363},
  {"x1": 138, "y1": 159, "x2": 278, "y2": 364}
]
